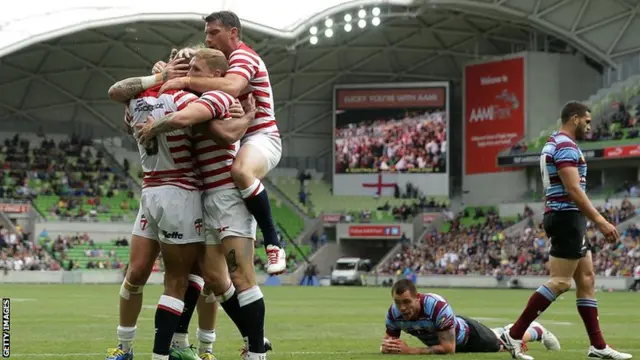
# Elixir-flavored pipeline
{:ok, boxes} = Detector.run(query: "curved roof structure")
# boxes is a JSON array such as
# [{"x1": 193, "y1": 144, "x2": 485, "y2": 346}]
[{"x1": 1, "y1": 0, "x2": 639, "y2": 157}]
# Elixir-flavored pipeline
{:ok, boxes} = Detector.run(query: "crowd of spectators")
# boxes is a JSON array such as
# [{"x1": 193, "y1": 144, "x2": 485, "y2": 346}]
[
  {"x1": 1, "y1": 134, "x2": 137, "y2": 221},
  {"x1": 0, "y1": 225, "x2": 58, "y2": 271},
  {"x1": 380, "y1": 201, "x2": 640, "y2": 278},
  {"x1": 335, "y1": 110, "x2": 447, "y2": 173}
]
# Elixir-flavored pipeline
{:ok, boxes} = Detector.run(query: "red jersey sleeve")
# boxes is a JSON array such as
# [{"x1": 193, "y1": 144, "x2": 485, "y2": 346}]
[
  {"x1": 227, "y1": 48, "x2": 260, "y2": 81},
  {"x1": 172, "y1": 90, "x2": 199, "y2": 111},
  {"x1": 194, "y1": 90, "x2": 235, "y2": 119}
]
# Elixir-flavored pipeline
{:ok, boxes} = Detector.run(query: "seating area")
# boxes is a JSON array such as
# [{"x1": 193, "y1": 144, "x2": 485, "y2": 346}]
[
  {"x1": 1, "y1": 134, "x2": 138, "y2": 222},
  {"x1": 379, "y1": 200, "x2": 640, "y2": 277},
  {"x1": 1, "y1": 225, "x2": 59, "y2": 271},
  {"x1": 273, "y1": 174, "x2": 448, "y2": 223},
  {"x1": 505, "y1": 75, "x2": 640, "y2": 155}
]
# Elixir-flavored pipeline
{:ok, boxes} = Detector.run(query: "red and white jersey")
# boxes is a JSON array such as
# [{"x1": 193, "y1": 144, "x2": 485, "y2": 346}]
[
  {"x1": 227, "y1": 42, "x2": 279, "y2": 138},
  {"x1": 128, "y1": 86, "x2": 199, "y2": 191},
  {"x1": 192, "y1": 90, "x2": 239, "y2": 194}
]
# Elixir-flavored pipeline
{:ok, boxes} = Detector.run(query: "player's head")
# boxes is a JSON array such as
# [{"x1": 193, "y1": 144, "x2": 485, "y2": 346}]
[
  {"x1": 204, "y1": 11, "x2": 241, "y2": 54},
  {"x1": 391, "y1": 279, "x2": 420, "y2": 320},
  {"x1": 560, "y1": 101, "x2": 591, "y2": 140},
  {"x1": 187, "y1": 48, "x2": 229, "y2": 78},
  {"x1": 168, "y1": 45, "x2": 203, "y2": 65}
]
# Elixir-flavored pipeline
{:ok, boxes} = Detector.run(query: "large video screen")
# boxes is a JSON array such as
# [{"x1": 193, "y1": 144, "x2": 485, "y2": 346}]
[{"x1": 332, "y1": 83, "x2": 449, "y2": 196}]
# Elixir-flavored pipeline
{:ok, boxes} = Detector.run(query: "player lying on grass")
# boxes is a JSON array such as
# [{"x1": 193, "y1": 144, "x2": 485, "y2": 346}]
[{"x1": 381, "y1": 279, "x2": 561, "y2": 355}]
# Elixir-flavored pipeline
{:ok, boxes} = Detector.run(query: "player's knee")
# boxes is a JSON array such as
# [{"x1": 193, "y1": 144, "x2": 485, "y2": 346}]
[
  {"x1": 164, "y1": 273, "x2": 190, "y2": 298},
  {"x1": 230, "y1": 160, "x2": 251, "y2": 185},
  {"x1": 548, "y1": 277, "x2": 572, "y2": 294},
  {"x1": 575, "y1": 270, "x2": 596, "y2": 291},
  {"x1": 126, "y1": 265, "x2": 151, "y2": 286},
  {"x1": 229, "y1": 265, "x2": 255, "y2": 292},
  {"x1": 120, "y1": 278, "x2": 144, "y2": 300}
]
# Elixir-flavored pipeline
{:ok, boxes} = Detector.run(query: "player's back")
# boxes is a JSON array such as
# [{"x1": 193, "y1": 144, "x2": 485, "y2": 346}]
[
  {"x1": 228, "y1": 42, "x2": 278, "y2": 137},
  {"x1": 128, "y1": 87, "x2": 199, "y2": 191},
  {"x1": 540, "y1": 131, "x2": 586, "y2": 213},
  {"x1": 386, "y1": 292, "x2": 469, "y2": 346}
]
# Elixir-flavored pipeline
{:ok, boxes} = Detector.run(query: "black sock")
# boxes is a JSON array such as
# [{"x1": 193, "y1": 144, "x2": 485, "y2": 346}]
[
  {"x1": 153, "y1": 295, "x2": 184, "y2": 355},
  {"x1": 241, "y1": 180, "x2": 280, "y2": 248},
  {"x1": 175, "y1": 275, "x2": 203, "y2": 334},
  {"x1": 238, "y1": 286, "x2": 266, "y2": 353},
  {"x1": 218, "y1": 288, "x2": 248, "y2": 337}
]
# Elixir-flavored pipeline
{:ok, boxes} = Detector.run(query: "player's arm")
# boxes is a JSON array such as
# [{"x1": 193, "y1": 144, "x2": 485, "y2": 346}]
[
  {"x1": 108, "y1": 73, "x2": 167, "y2": 103},
  {"x1": 195, "y1": 110, "x2": 255, "y2": 146},
  {"x1": 186, "y1": 74, "x2": 247, "y2": 98},
  {"x1": 381, "y1": 328, "x2": 455, "y2": 355},
  {"x1": 555, "y1": 148, "x2": 606, "y2": 224}
]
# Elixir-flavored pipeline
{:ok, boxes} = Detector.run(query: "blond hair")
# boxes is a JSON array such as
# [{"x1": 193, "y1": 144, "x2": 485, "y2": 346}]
[{"x1": 194, "y1": 48, "x2": 229, "y2": 73}]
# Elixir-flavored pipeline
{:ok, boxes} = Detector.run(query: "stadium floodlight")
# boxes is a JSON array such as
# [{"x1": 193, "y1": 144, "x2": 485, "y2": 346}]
[
  {"x1": 325, "y1": 28, "x2": 334, "y2": 38},
  {"x1": 344, "y1": 23, "x2": 352, "y2": 32},
  {"x1": 358, "y1": 19, "x2": 366, "y2": 28},
  {"x1": 344, "y1": 13, "x2": 352, "y2": 22},
  {"x1": 325, "y1": 18, "x2": 333, "y2": 28},
  {"x1": 372, "y1": 7, "x2": 381, "y2": 16},
  {"x1": 309, "y1": 26, "x2": 318, "y2": 35},
  {"x1": 310, "y1": 36, "x2": 318, "y2": 44},
  {"x1": 372, "y1": 17, "x2": 381, "y2": 26},
  {"x1": 358, "y1": 9, "x2": 366, "y2": 18}
]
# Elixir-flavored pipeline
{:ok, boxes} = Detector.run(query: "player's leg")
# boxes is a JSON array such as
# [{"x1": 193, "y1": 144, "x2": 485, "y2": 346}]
[
  {"x1": 170, "y1": 259, "x2": 206, "y2": 360},
  {"x1": 501, "y1": 212, "x2": 579, "y2": 359},
  {"x1": 195, "y1": 293, "x2": 218, "y2": 359},
  {"x1": 574, "y1": 251, "x2": 632, "y2": 359},
  {"x1": 107, "y1": 209, "x2": 160, "y2": 360},
  {"x1": 455, "y1": 317, "x2": 502, "y2": 353},
  {"x1": 231, "y1": 135, "x2": 286, "y2": 275}
]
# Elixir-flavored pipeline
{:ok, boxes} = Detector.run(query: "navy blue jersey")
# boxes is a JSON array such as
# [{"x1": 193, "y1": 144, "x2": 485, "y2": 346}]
[{"x1": 540, "y1": 131, "x2": 586, "y2": 213}]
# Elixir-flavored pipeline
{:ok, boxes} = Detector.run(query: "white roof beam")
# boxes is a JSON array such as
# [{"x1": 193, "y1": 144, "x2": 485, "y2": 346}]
[{"x1": 571, "y1": 0, "x2": 590, "y2": 33}]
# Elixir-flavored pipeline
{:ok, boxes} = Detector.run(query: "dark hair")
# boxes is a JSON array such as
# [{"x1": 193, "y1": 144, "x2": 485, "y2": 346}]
[
  {"x1": 560, "y1": 101, "x2": 590, "y2": 124},
  {"x1": 204, "y1": 11, "x2": 242, "y2": 39},
  {"x1": 391, "y1": 279, "x2": 417, "y2": 296}
]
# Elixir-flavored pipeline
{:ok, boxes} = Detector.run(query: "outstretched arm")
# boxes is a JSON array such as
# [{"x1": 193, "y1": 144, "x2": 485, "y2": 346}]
[
  {"x1": 195, "y1": 110, "x2": 255, "y2": 146},
  {"x1": 182, "y1": 74, "x2": 248, "y2": 98},
  {"x1": 108, "y1": 73, "x2": 167, "y2": 103},
  {"x1": 381, "y1": 328, "x2": 456, "y2": 355},
  {"x1": 136, "y1": 103, "x2": 212, "y2": 144}
]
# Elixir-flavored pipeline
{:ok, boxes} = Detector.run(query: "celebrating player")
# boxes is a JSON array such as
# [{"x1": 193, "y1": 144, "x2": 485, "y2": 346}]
[
  {"x1": 106, "y1": 49, "x2": 249, "y2": 360},
  {"x1": 499, "y1": 102, "x2": 632, "y2": 360},
  {"x1": 381, "y1": 279, "x2": 561, "y2": 355},
  {"x1": 156, "y1": 10, "x2": 286, "y2": 275},
  {"x1": 139, "y1": 48, "x2": 270, "y2": 360}
]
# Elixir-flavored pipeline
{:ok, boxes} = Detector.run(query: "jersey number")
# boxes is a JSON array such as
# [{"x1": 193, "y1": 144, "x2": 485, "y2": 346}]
[
  {"x1": 540, "y1": 155, "x2": 550, "y2": 191},
  {"x1": 144, "y1": 138, "x2": 159, "y2": 156}
]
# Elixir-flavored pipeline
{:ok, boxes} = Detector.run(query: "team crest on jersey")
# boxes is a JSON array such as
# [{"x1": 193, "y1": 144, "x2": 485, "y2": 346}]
[
  {"x1": 194, "y1": 218, "x2": 203, "y2": 236},
  {"x1": 140, "y1": 214, "x2": 148, "y2": 231}
]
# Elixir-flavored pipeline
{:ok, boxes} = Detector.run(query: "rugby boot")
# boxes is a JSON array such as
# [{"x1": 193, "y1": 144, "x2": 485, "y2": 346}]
[
  {"x1": 265, "y1": 245, "x2": 286, "y2": 275},
  {"x1": 587, "y1": 345, "x2": 632, "y2": 359},
  {"x1": 106, "y1": 345, "x2": 134, "y2": 360}
]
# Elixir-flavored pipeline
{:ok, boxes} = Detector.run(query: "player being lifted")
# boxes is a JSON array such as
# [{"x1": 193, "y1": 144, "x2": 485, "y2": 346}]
[
  {"x1": 500, "y1": 102, "x2": 632, "y2": 360},
  {"x1": 155, "y1": 10, "x2": 286, "y2": 276},
  {"x1": 138, "y1": 48, "x2": 270, "y2": 360},
  {"x1": 106, "y1": 49, "x2": 251, "y2": 360},
  {"x1": 380, "y1": 279, "x2": 561, "y2": 356}
]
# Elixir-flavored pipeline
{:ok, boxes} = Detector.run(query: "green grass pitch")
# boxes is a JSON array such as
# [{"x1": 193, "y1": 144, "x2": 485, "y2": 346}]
[{"x1": 2, "y1": 284, "x2": 639, "y2": 359}]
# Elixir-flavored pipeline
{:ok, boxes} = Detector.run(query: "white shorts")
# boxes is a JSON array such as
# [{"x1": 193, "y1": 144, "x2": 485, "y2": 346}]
[
  {"x1": 203, "y1": 189, "x2": 257, "y2": 245},
  {"x1": 132, "y1": 186, "x2": 205, "y2": 244},
  {"x1": 241, "y1": 133, "x2": 282, "y2": 173}
]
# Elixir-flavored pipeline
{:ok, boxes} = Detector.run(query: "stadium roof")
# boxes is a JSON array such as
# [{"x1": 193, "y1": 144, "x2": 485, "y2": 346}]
[{"x1": 1, "y1": 0, "x2": 640, "y2": 157}]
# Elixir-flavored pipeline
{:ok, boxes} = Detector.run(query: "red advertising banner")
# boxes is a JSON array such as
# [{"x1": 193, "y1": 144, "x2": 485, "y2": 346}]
[
  {"x1": 604, "y1": 144, "x2": 640, "y2": 159},
  {"x1": 0, "y1": 203, "x2": 30, "y2": 213},
  {"x1": 348, "y1": 225, "x2": 402, "y2": 237},
  {"x1": 323, "y1": 213, "x2": 342, "y2": 224},
  {"x1": 336, "y1": 87, "x2": 446, "y2": 109},
  {"x1": 464, "y1": 57, "x2": 525, "y2": 174},
  {"x1": 422, "y1": 213, "x2": 439, "y2": 224}
]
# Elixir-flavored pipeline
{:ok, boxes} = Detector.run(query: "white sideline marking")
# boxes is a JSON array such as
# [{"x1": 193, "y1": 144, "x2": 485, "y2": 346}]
[
  {"x1": 473, "y1": 317, "x2": 573, "y2": 326},
  {"x1": 8, "y1": 298, "x2": 36, "y2": 302}
]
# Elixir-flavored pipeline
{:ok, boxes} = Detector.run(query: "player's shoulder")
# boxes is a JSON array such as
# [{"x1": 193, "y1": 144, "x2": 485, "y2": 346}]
[
  {"x1": 200, "y1": 90, "x2": 235, "y2": 103},
  {"x1": 386, "y1": 304, "x2": 401, "y2": 321},
  {"x1": 231, "y1": 43, "x2": 262, "y2": 61}
]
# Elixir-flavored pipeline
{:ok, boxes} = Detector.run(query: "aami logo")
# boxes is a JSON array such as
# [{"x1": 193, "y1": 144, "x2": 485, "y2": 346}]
[
  {"x1": 162, "y1": 231, "x2": 184, "y2": 240},
  {"x1": 469, "y1": 106, "x2": 495, "y2": 122}
]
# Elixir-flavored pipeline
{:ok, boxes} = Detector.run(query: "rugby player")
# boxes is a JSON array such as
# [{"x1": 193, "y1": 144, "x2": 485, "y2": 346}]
[
  {"x1": 156, "y1": 10, "x2": 286, "y2": 275},
  {"x1": 500, "y1": 102, "x2": 632, "y2": 360},
  {"x1": 381, "y1": 279, "x2": 561, "y2": 355},
  {"x1": 139, "y1": 48, "x2": 270, "y2": 360},
  {"x1": 106, "y1": 49, "x2": 249, "y2": 360}
]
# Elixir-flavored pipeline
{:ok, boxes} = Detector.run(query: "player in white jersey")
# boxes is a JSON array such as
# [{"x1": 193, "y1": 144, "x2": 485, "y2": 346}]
[
  {"x1": 157, "y1": 11, "x2": 286, "y2": 276},
  {"x1": 140, "y1": 48, "x2": 270, "y2": 360},
  {"x1": 107, "y1": 50, "x2": 248, "y2": 360}
]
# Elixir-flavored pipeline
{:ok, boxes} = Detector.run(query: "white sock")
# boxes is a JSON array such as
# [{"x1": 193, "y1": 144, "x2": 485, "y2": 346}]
[
  {"x1": 117, "y1": 325, "x2": 136, "y2": 352},
  {"x1": 151, "y1": 354, "x2": 169, "y2": 360},
  {"x1": 197, "y1": 328, "x2": 216, "y2": 354},
  {"x1": 172, "y1": 332, "x2": 189, "y2": 349}
]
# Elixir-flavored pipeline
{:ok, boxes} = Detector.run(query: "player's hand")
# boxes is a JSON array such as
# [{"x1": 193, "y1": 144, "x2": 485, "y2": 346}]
[
  {"x1": 159, "y1": 77, "x2": 189, "y2": 95},
  {"x1": 242, "y1": 94, "x2": 256, "y2": 114},
  {"x1": 152, "y1": 61, "x2": 167, "y2": 74},
  {"x1": 174, "y1": 47, "x2": 196, "y2": 61},
  {"x1": 382, "y1": 338, "x2": 410, "y2": 354},
  {"x1": 597, "y1": 219, "x2": 619, "y2": 242},
  {"x1": 160, "y1": 57, "x2": 190, "y2": 82},
  {"x1": 229, "y1": 100, "x2": 245, "y2": 119},
  {"x1": 135, "y1": 115, "x2": 155, "y2": 147}
]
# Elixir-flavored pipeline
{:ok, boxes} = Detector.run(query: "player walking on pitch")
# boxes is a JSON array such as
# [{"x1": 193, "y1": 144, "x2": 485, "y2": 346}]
[
  {"x1": 499, "y1": 102, "x2": 632, "y2": 360},
  {"x1": 156, "y1": 11, "x2": 286, "y2": 275}
]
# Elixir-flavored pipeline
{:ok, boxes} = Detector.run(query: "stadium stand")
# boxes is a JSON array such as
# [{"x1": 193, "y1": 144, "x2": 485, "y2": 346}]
[
  {"x1": 379, "y1": 200, "x2": 640, "y2": 277},
  {"x1": 0, "y1": 225, "x2": 59, "y2": 271},
  {"x1": 1, "y1": 134, "x2": 138, "y2": 222}
]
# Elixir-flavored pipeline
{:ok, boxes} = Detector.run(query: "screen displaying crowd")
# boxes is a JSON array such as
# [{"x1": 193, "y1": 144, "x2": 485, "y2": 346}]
[{"x1": 334, "y1": 109, "x2": 447, "y2": 174}]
